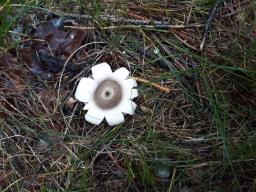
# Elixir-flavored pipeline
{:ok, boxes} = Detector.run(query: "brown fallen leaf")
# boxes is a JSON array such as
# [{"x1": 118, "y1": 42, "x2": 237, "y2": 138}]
[
  {"x1": 61, "y1": 29, "x2": 86, "y2": 57},
  {"x1": 18, "y1": 18, "x2": 85, "y2": 76},
  {"x1": 31, "y1": 18, "x2": 67, "y2": 55},
  {"x1": 32, "y1": 18, "x2": 85, "y2": 57}
]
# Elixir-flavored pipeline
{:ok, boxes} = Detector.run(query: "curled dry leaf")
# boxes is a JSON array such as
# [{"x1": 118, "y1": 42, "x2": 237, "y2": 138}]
[
  {"x1": 31, "y1": 18, "x2": 67, "y2": 55},
  {"x1": 18, "y1": 18, "x2": 86, "y2": 77},
  {"x1": 60, "y1": 29, "x2": 86, "y2": 57},
  {"x1": 31, "y1": 18, "x2": 85, "y2": 57}
]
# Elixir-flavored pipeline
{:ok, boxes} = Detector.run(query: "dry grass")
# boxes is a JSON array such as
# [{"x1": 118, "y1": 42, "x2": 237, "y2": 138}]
[{"x1": 0, "y1": 0, "x2": 256, "y2": 191}]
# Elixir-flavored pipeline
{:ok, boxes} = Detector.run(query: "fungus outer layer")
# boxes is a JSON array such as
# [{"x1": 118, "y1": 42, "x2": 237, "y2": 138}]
[{"x1": 75, "y1": 62, "x2": 138, "y2": 126}]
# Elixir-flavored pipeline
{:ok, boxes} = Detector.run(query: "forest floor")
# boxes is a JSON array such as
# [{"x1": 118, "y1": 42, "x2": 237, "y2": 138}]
[{"x1": 0, "y1": 0, "x2": 256, "y2": 191}]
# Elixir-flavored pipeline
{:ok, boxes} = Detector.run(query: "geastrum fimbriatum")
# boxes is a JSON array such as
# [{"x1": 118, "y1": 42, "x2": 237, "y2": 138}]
[{"x1": 75, "y1": 63, "x2": 138, "y2": 126}]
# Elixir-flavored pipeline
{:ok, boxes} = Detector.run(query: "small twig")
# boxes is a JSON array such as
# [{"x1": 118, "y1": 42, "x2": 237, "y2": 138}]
[
  {"x1": 200, "y1": 0, "x2": 223, "y2": 50},
  {"x1": 186, "y1": 0, "x2": 195, "y2": 24},
  {"x1": 12, "y1": 4, "x2": 168, "y2": 25},
  {"x1": 174, "y1": 33, "x2": 199, "y2": 51},
  {"x1": 168, "y1": 166, "x2": 177, "y2": 192},
  {"x1": 54, "y1": 10, "x2": 170, "y2": 26},
  {"x1": 131, "y1": 76, "x2": 171, "y2": 94},
  {"x1": 65, "y1": 23, "x2": 204, "y2": 31},
  {"x1": 12, "y1": 3, "x2": 203, "y2": 30}
]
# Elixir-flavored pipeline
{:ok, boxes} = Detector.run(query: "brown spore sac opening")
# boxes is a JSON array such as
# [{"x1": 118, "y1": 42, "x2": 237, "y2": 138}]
[{"x1": 94, "y1": 79, "x2": 122, "y2": 109}]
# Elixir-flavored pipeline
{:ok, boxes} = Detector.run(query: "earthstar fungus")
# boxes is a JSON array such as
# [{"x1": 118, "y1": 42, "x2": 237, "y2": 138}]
[{"x1": 75, "y1": 63, "x2": 138, "y2": 126}]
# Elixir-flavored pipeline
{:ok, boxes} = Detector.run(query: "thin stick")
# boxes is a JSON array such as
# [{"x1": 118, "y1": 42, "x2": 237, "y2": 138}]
[
  {"x1": 131, "y1": 76, "x2": 171, "y2": 94},
  {"x1": 168, "y1": 166, "x2": 177, "y2": 192},
  {"x1": 11, "y1": 4, "x2": 167, "y2": 25},
  {"x1": 65, "y1": 23, "x2": 204, "y2": 31},
  {"x1": 12, "y1": 3, "x2": 203, "y2": 30},
  {"x1": 200, "y1": 0, "x2": 223, "y2": 50}
]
